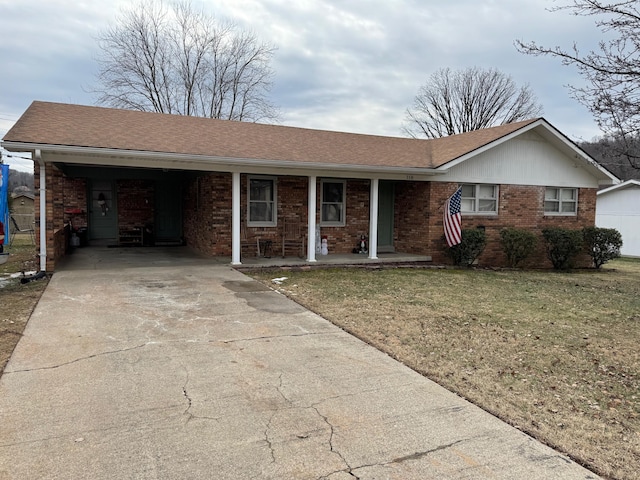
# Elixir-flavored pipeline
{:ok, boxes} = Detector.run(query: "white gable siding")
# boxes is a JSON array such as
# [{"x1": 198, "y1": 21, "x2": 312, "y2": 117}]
[
  {"x1": 435, "y1": 131, "x2": 599, "y2": 188},
  {"x1": 596, "y1": 185, "x2": 640, "y2": 257}
]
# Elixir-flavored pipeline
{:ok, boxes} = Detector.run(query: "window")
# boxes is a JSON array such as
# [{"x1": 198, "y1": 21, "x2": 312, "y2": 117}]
[
  {"x1": 321, "y1": 179, "x2": 346, "y2": 225},
  {"x1": 544, "y1": 187, "x2": 577, "y2": 215},
  {"x1": 248, "y1": 176, "x2": 276, "y2": 226},
  {"x1": 460, "y1": 184, "x2": 498, "y2": 214}
]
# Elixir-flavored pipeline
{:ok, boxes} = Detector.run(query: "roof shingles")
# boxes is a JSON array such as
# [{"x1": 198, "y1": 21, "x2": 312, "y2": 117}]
[{"x1": 3, "y1": 101, "x2": 539, "y2": 169}]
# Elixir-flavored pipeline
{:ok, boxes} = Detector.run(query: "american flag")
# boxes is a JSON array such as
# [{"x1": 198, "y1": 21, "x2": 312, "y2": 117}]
[{"x1": 443, "y1": 187, "x2": 462, "y2": 247}]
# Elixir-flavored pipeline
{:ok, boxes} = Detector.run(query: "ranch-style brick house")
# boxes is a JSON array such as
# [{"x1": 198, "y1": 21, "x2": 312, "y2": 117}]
[{"x1": 2, "y1": 101, "x2": 618, "y2": 272}]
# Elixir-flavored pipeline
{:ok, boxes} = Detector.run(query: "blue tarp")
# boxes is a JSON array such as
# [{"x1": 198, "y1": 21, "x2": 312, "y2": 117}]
[{"x1": 0, "y1": 164, "x2": 9, "y2": 245}]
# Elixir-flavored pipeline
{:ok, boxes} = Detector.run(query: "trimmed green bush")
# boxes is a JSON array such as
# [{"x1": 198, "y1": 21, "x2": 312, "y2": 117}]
[
  {"x1": 542, "y1": 228, "x2": 583, "y2": 270},
  {"x1": 582, "y1": 226, "x2": 623, "y2": 269},
  {"x1": 499, "y1": 228, "x2": 537, "y2": 268},
  {"x1": 446, "y1": 228, "x2": 487, "y2": 266}
]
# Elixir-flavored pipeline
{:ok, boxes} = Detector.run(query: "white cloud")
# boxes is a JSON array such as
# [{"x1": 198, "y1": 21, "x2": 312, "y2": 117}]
[{"x1": 0, "y1": 0, "x2": 609, "y2": 165}]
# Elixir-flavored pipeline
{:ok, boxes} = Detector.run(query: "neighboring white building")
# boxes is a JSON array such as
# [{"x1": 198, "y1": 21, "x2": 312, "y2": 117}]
[{"x1": 596, "y1": 180, "x2": 640, "y2": 257}]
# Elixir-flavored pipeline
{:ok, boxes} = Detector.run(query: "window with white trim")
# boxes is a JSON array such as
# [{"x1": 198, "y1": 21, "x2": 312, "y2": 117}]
[
  {"x1": 460, "y1": 184, "x2": 498, "y2": 214},
  {"x1": 248, "y1": 176, "x2": 276, "y2": 226},
  {"x1": 320, "y1": 179, "x2": 346, "y2": 226},
  {"x1": 544, "y1": 187, "x2": 577, "y2": 215}
]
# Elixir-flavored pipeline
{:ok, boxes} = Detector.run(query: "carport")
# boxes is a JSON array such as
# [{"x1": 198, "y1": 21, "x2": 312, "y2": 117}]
[
  {"x1": 2, "y1": 102, "x2": 448, "y2": 272},
  {"x1": 59, "y1": 165, "x2": 185, "y2": 247}
]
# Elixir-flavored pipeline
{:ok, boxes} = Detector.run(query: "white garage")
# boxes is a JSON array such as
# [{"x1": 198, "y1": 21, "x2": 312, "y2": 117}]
[{"x1": 596, "y1": 180, "x2": 640, "y2": 257}]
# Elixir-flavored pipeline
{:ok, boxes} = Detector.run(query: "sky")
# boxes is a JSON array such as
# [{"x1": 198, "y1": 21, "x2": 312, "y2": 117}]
[{"x1": 0, "y1": 0, "x2": 605, "y2": 172}]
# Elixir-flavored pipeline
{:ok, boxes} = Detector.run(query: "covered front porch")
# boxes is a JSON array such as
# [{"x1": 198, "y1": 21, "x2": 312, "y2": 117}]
[{"x1": 31, "y1": 151, "x2": 448, "y2": 272}]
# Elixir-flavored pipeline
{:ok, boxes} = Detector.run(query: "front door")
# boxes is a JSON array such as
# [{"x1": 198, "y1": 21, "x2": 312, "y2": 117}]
[
  {"x1": 89, "y1": 179, "x2": 117, "y2": 242},
  {"x1": 155, "y1": 180, "x2": 182, "y2": 244},
  {"x1": 377, "y1": 181, "x2": 395, "y2": 252}
]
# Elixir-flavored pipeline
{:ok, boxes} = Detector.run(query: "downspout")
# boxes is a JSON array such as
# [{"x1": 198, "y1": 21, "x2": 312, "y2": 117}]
[{"x1": 35, "y1": 149, "x2": 47, "y2": 272}]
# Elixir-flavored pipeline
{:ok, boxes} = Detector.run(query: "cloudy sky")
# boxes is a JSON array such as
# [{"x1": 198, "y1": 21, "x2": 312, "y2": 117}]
[{"x1": 0, "y1": 0, "x2": 604, "y2": 172}]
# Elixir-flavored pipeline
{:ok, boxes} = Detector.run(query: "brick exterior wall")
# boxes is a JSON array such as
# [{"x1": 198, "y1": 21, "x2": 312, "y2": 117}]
[
  {"x1": 63, "y1": 177, "x2": 88, "y2": 230},
  {"x1": 39, "y1": 165, "x2": 599, "y2": 270},
  {"x1": 34, "y1": 163, "x2": 68, "y2": 271},
  {"x1": 117, "y1": 179, "x2": 155, "y2": 231},
  {"x1": 394, "y1": 182, "x2": 431, "y2": 254},
  {"x1": 183, "y1": 173, "x2": 233, "y2": 256},
  {"x1": 319, "y1": 179, "x2": 370, "y2": 254},
  {"x1": 425, "y1": 182, "x2": 598, "y2": 268},
  {"x1": 182, "y1": 175, "x2": 373, "y2": 257}
]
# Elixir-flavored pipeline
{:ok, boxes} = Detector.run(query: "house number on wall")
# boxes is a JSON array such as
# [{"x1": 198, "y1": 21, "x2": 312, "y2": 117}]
[{"x1": 406, "y1": 175, "x2": 415, "y2": 180}]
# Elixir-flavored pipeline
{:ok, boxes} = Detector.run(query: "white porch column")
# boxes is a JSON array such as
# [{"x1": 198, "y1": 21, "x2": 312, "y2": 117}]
[
  {"x1": 368, "y1": 178, "x2": 379, "y2": 260},
  {"x1": 307, "y1": 175, "x2": 317, "y2": 262},
  {"x1": 35, "y1": 149, "x2": 47, "y2": 272},
  {"x1": 231, "y1": 171, "x2": 241, "y2": 265}
]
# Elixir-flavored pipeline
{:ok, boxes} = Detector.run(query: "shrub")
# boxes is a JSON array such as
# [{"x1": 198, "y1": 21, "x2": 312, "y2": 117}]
[
  {"x1": 542, "y1": 228, "x2": 583, "y2": 270},
  {"x1": 499, "y1": 228, "x2": 537, "y2": 268},
  {"x1": 582, "y1": 226, "x2": 623, "y2": 269},
  {"x1": 446, "y1": 228, "x2": 487, "y2": 266}
]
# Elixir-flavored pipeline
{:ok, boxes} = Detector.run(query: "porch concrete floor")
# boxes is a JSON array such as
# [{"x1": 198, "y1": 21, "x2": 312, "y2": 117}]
[
  {"x1": 236, "y1": 251, "x2": 434, "y2": 270},
  {"x1": 56, "y1": 246, "x2": 434, "y2": 272}
]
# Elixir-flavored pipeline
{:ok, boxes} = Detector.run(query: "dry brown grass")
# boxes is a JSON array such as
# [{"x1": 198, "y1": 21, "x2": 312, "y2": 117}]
[
  {"x1": 0, "y1": 237, "x2": 48, "y2": 374},
  {"x1": 250, "y1": 259, "x2": 640, "y2": 480}
]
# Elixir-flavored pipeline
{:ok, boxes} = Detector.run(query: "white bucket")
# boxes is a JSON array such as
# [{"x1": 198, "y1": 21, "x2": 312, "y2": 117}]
[{"x1": 0, "y1": 253, "x2": 9, "y2": 265}]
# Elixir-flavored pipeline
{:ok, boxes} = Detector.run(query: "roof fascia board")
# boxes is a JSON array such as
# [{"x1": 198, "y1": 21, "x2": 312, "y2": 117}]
[
  {"x1": 3, "y1": 141, "x2": 444, "y2": 179},
  {"x1": 539, "y1": 120, "x2": 621, "y2": 184},
  {"x1": 597, "y1": 179, "x2": 640, "y2": 195}
]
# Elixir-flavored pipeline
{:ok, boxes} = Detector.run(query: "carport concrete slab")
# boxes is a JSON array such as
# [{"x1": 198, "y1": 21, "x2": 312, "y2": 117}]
[{"x1": 0, "y1": 248, "x2": 599, "y2": 479}]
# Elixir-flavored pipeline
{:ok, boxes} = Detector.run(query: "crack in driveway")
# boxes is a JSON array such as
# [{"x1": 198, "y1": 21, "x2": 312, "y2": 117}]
[
  {"x1": 390, "y1": 439, "x2": 466, "y2": 464},
  {"x1": 4, "y1": 343, "x2": 149, "y2": 374},
  {"x1": 220, "y1": 331, "x2": 331, "y2": 344},
  {"x1": 310, "y1": 405, "x2": 355, "y2": 477}
]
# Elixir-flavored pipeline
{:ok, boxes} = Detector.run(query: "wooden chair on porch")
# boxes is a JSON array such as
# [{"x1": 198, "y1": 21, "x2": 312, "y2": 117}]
[
  {"x1": 240, "y1": 224, "x2": 259, "y2": 258},
  {"x1": 281, "y1": 218, "x2": 305, "y2": 258}
]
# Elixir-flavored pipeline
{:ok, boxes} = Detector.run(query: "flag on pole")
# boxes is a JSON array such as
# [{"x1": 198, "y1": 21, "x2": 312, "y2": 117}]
[{"x1": 443, "y1": 187, "x2": 462, "y2": 247}]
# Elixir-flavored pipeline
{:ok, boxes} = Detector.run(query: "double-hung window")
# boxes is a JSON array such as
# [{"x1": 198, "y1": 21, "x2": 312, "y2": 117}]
[
  {"x1": 460, "y1": 184, "x2": 498, "y2": 214},
  {"x1": 248, "y1": 176, "x2": 276, "y2": 226},
  {"x1": 320, "y1": 179, "x2": 346, "y2": 226},
  {"x1": 544, "y1": 187, "x2": 577, "y2": 215}
]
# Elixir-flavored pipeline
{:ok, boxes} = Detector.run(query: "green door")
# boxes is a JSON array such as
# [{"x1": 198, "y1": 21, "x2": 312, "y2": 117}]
[
  {"x1": 377, "y1": 181, "x2": 395, "y2": 252},
  {"x1": 89, "y1": 179, "x2": 117, "y2": 243},
  {"x1": 155, "y1": 180, "x2": 182, "y2": 244}
]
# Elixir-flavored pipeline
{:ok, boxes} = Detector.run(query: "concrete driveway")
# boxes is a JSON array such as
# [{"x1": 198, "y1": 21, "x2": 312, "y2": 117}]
[{"x1": 0, "y1": 247, "x2": 599, "y2": 479}]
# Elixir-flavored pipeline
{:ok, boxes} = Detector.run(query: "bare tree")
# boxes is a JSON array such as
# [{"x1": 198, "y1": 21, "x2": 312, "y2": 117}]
[
  {"x1": 515, "y1": 1, "x2": 640, "y2": 168},
  {"x1": 94, "y1": 0, "x2": 278, "y2": 122},
  {"x1": 402, "y1": 67, "x2": 543, "y2": 138},
  {"x1": 580, "y1": 136, "x2": 640, "y2": 180}
]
